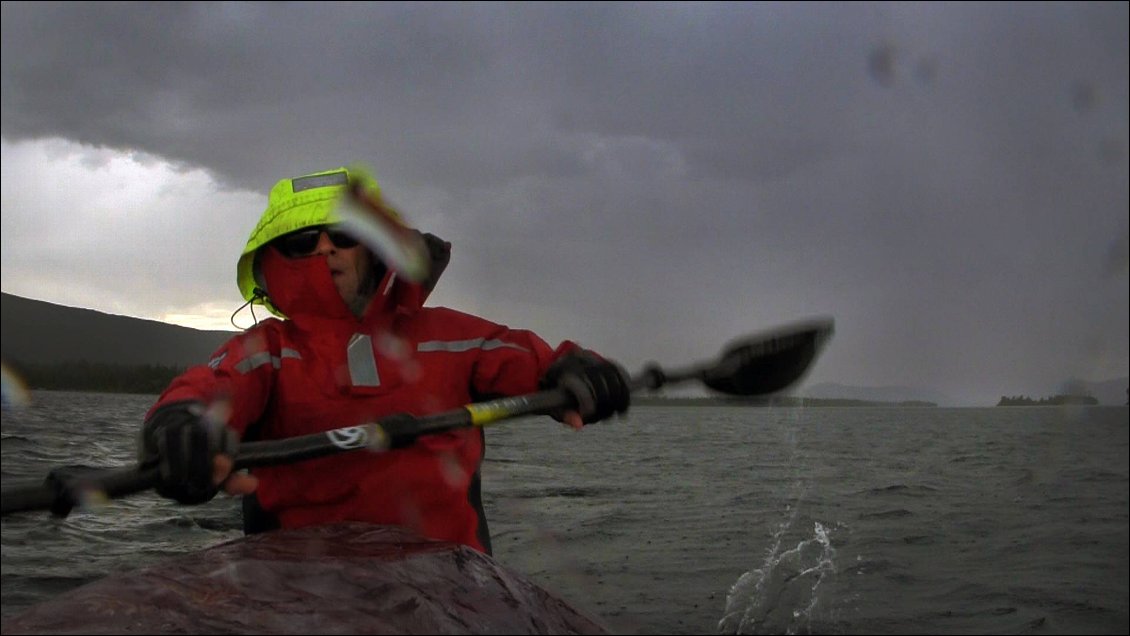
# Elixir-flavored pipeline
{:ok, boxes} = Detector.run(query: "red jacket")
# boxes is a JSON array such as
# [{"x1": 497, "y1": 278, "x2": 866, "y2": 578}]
[{"x1": 150, "y1": 247, "x2": 578, "y2": 552}]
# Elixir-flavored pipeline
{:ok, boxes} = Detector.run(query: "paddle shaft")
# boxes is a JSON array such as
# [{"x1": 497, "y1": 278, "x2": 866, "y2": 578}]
[
  {"x1": 0, "y1": 317, "x2": 833, "y2": 517},
  {"x1": 0, "y1": 388, "x2": 573, "y2": 517}
]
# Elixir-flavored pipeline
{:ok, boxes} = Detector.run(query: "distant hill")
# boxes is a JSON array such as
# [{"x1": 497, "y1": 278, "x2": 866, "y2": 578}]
[
  {"x1": 635, "y1": 395, "x2": 936, "y2": 408},
  {"x1": 801, "y1": 382, "x2": 955, "y2": 406},
  {"x1": 1056, "y1": 377, "x2": 1129, "y2": 406},
  {"x1": 800, "y1": 379, "x2": 1128, "y2": 407},
  {"x1": 1, "y1": 292, "x2": 232, "y2": 368}
]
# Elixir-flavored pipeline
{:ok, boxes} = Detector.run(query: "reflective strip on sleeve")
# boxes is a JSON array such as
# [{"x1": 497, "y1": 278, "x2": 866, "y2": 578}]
[
  {"x1": 416, "y1": 338, "x2": 530, "y2": 354},
  {"x1": 232, "y1": 348, "x2": 302, "y2": 374}
]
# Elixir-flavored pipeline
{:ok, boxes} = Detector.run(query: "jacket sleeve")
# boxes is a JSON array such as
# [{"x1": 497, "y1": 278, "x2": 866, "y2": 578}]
[
  {"x1": 466, "y1": 321, "x2": 585, "y2": 399},
  {"x1": 145, "y1": 322, "x2": 281, "y2": 438}
]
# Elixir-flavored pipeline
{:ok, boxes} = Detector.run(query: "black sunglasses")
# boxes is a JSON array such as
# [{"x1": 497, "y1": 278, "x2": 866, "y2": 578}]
[{"x1": 273, "y1": 226, "x2": 360, "y2": 259}]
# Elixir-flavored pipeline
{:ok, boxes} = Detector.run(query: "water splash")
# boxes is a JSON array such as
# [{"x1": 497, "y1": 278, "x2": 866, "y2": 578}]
[{"x1": 719, "y1": 520, "x2": 838, "y2": 635}]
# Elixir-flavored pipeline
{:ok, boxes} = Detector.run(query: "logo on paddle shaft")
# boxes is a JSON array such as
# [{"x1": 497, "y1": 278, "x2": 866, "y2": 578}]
[{"x1": 326, "y1": 426, "x2": 370, "y2": 449}]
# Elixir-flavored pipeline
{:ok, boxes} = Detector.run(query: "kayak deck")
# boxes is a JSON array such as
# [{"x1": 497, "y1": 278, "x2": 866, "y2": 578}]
[{"x1": 0, "y1": 523, "x2": 608, "y2": 635}]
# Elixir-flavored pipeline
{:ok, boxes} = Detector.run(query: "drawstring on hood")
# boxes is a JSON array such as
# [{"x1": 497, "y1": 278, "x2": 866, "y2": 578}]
[{"x1": 229, "y1": 288, "x2": 270, "y2": 330}]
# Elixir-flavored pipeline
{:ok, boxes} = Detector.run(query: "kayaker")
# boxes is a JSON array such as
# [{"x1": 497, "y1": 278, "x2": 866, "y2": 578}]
[{"x1": 138, "y1": 166, "x2": 630, "y2": 554}]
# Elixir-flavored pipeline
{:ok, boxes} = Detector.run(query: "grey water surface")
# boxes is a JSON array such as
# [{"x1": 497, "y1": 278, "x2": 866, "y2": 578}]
[{"x1": 2, "y1": 391, "x2": 1126, "y2": 634}]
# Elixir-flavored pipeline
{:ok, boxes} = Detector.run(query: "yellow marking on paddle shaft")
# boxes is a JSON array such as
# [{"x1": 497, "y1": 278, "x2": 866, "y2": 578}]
[{"x1": 465, "y1": 396, "x2": 534, "y2": 426}]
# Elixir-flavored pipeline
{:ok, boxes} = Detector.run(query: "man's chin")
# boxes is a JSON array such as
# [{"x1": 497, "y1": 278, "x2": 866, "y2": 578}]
[{"x1": 333, "y1": 282, "x2": 352, "y2": 301}]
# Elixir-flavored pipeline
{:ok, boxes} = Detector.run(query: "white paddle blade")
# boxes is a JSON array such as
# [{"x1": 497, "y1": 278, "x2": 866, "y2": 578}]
[{"x1": 334, "y1": 182, "x2": 431, "y2": 284}]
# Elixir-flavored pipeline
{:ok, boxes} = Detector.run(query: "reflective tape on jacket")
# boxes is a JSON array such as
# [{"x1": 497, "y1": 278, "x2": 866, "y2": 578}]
[
  {"x1": 416, "y1": 338, "x2": 530, "y2": 354},
  {"x1": 233, "y1": 348, "x2": 303, "y2": 374}
]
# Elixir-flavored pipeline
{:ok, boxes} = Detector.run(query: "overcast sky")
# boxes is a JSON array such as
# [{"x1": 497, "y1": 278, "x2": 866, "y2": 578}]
[{"x1": 2, "y1": 2, "x2": 1126, "y2": 406}]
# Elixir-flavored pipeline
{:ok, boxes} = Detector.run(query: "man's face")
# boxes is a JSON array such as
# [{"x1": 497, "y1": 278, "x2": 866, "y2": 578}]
[{"x1": 273, "y1": 226, "x2": 375, "y2": 314}]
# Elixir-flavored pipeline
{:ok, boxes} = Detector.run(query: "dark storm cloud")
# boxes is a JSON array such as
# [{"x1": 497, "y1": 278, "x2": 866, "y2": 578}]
[
  {"x1": 2, "y1": 1, "x2": 1127, "y2": 404},
  {"x1": 0, "y1": 3, "x2": 928, "y2": 188}
]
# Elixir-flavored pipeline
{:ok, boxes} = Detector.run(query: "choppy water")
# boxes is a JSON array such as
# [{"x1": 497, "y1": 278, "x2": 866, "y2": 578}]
[{"x1": 2, "y1": 391, "x2": 1127, "y2": 634}]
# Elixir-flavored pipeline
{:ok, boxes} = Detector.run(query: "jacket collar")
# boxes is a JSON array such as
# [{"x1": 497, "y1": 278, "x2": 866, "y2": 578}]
[{"x1": 257, "y1": 247, "x2": 426, "y2": 329}]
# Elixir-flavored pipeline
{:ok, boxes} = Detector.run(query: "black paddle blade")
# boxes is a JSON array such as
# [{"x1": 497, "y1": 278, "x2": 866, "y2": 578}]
[{"x1": 701, "y1": 318, "x2": 834, "y2": 396}]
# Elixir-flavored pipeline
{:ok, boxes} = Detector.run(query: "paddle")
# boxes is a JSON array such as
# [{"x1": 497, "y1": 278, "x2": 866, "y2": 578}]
[
  {"x1": 0, "y1": 317, "x2": 833, "y2": 518},
  {"x1": 335, "y1": 166, "x2": 432, "y2": 284}
]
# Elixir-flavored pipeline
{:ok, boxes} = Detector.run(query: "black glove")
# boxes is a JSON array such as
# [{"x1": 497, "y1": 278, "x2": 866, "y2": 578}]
[
  {"x1": 139, "y1": 400, "x2": 238, "y2": 505},
  {"x1": 539, "y1": 351, "x2": 631, "y2": 424}
]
